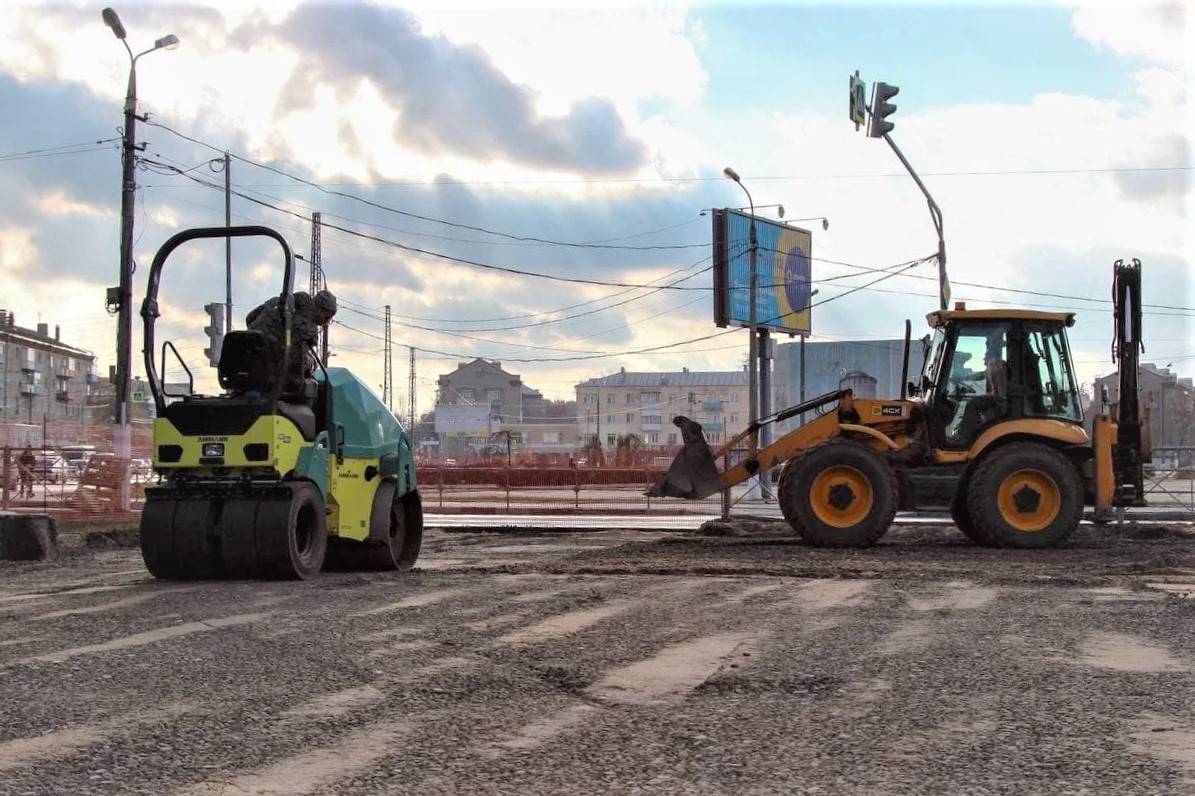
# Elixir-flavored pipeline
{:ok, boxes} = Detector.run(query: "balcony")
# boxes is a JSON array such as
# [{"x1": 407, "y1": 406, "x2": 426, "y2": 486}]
[
  {"x1": 702, "y1": 421, "x2": 724, "y2": 432},
  {"x1": 702, "y1": 400, "x2": 724, "y2": 411},
  {"x1": 19, "y1": 384, "x2": 43, "y2": 396},
  {"x1": 56, "y1": 390, "x2": 74, "y2": 403},
  {"x1": 640, "y1": 415, "x2": 663, "y2": 431}
]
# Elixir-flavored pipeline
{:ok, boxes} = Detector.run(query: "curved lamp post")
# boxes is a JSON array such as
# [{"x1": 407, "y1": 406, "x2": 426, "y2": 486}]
[{"x1": 102, "y1": 7, "x2": 178, "y2": 510}]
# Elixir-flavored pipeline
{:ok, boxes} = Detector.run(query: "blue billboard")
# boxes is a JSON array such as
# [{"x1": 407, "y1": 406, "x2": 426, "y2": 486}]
[{"x1": 712, "y1": 209, "x2": 812, "y2": 335}]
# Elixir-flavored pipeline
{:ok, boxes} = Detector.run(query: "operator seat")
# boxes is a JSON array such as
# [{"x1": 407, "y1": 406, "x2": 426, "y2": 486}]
[{"x1": 218, "y1": 330, "x2": 317, "y2": 441}]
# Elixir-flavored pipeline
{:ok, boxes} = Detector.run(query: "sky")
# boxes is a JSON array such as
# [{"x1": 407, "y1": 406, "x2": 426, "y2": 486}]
[{"x1": 0, "y1": 0, "x2": 1191, "y2": 412}]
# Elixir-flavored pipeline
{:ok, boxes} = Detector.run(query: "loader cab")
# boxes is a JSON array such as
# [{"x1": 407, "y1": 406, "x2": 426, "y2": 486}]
[{"x1": 922, "y1": 309, "x2": 1082, "y2": 451}]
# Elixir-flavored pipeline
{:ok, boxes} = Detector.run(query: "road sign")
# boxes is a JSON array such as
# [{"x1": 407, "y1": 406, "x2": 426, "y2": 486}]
[{"x1": 850, "y1": 71, "x2": 866, "y2": 129}]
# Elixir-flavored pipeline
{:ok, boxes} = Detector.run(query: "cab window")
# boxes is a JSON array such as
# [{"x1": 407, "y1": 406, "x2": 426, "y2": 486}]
[{"x1": 1024, "y1": 325, "x2": 1082, "y2": 422}]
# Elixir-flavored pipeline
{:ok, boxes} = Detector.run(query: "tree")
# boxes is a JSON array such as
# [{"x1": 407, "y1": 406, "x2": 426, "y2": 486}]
[
  {"x1": 615, "y1": 433, "x2": 644, "y2": 466},
  {"x1": 580, "y1": 434, "x2": 604, "y2": 467}
]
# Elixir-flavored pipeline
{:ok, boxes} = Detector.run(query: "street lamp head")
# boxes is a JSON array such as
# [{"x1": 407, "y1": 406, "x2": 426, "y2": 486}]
[
  {"x1": 155, "y1": 34, "x2": 180, "y2": 51},
  {"x1": 777, "y1": 205, "x2": 785, "y2": 219},
  {"x1": 102, "y1": 7, "x2": 127, "y2": 39},
  {"x1": 821, "y1": 218, "x2": 829, "y2": 231},
  {"x1": 722, "y1": 166, "x2": 741, "y2": 183}
]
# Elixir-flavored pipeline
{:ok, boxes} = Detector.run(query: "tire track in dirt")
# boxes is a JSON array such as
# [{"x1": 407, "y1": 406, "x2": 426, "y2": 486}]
[
  {"x1": 0, "y1": 704, "x2": 193, "y2": 774},
  {"x1": 12, "y1": 612, "x2": 269, "y2": 665}
]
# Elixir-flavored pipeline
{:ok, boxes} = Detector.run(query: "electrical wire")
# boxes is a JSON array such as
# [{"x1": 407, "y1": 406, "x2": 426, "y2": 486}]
[{"x1": 146, "y1": 119, "x2": 706, "y2": 251}]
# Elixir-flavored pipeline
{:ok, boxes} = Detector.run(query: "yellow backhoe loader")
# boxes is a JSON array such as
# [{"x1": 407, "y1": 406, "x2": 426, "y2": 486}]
[{"x1": 649, "y1": 259, "x2": 1149, "y2": 549}]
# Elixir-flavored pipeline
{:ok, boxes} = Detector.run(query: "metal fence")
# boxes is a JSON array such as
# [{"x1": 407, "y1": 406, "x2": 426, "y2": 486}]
[{"x1": 2, "y1": 419, "x2": 1190, "y2": 528}]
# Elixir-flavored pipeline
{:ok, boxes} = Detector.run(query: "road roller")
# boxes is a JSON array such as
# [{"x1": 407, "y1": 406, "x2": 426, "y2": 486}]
[{"x1": 137, "y1": 225, "x2": 422, "y2": 579}]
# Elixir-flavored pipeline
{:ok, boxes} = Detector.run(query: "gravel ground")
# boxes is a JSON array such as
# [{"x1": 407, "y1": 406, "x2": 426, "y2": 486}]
[{"x1": 1, "y1": 521, "x2": 1193, "y2": 795}]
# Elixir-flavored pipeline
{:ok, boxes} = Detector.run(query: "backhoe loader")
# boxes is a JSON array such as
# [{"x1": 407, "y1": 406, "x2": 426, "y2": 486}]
[{"x1": 649, "y1": 259, "x2": 1149, "y2": 549}]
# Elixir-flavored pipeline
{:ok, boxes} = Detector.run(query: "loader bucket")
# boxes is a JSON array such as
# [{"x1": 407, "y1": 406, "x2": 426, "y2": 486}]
[{"x1": 646, "y1": 416, "x2": 723, "y2": 499}]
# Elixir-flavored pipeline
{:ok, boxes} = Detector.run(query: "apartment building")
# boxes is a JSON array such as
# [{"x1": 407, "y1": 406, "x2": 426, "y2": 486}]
[
  {"x1": 575, "y1": 367, "x2": 749, "y2": 450},
  {"x1": 0, "y1": 310, "x2": 97, "y2": 424}
]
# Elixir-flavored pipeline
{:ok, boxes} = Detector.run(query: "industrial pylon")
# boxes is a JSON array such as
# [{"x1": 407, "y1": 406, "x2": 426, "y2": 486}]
[
  {"x1": 407, "y1": 346, "x2": 416, "y2": 434},
  {"x1": 308, "y1": 211, "x2": 327, "y2": 363},
  {"x1": 382, "y1": 305, "x2": 393, "y2": 411}
]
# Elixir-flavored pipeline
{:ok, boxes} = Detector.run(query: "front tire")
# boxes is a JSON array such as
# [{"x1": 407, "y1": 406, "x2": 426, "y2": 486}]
[
  {"x1": 782, "y1": 440, "x2": 898, "y2": 548},
  {"x1": 966, "y1": 443, "x2": 1083, "y2": 549}
]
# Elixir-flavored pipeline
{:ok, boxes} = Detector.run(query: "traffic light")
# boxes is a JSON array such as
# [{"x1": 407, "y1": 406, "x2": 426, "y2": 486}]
[
  {"x1": 849, "y1": 71, "x2": 866, "y2": 129},
  {"x1": 203, "y1": 302, "x2": 225, "y2": 367},
  {"x1": 868, "y1": 82, "x2": 899, "y2": 138}
]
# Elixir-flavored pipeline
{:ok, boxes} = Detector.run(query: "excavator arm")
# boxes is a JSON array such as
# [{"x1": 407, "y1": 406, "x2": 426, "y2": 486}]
[{"x1": 648, "y1": 390, "x2": 909, "y2": 500}]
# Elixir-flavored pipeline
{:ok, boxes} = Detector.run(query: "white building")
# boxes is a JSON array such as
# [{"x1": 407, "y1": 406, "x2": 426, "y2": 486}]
[{"x1": 575, "y1": 367, "x2": 749, "y2": 450}]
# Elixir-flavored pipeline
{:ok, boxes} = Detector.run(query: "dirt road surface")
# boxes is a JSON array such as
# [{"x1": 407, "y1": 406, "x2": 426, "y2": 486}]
[{"x1": 2, "y1": 521, "x2": 1194, "y2": 795}]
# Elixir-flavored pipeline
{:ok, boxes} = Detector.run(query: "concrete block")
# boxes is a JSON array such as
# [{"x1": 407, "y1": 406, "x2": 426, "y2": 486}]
[{"x1": 0, "y1": 512, "x2": 59, "y2": 561}]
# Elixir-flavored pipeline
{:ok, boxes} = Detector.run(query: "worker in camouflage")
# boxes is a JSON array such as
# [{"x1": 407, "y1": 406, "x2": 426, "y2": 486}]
[{"x1": 245, "y1": 290, "x2": 337, "y2": 393}]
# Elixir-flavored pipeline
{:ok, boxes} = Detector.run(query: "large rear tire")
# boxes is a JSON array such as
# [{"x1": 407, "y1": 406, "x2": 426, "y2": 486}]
[
  {"x1": 255, "y1": 483, "x2": 328, "y2": 579},
  {"x1": 782, "y1": 440, "x2": 898, "y2": 548},
  {"x1": 966, "y1": 443, "x2": 1083, "y2": 549}
]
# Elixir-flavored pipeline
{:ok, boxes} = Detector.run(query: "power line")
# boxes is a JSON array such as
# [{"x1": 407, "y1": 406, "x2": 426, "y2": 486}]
[
  {"x1": 142, "y1": 156, "x2": 726, "y2": 292},
  {"x1": 146, "y1": 119, "x2": 705, "y2": 251},
  {"x1": 0, "y1": 137, "x2": 120, "y2": 162},
  {"x1": 332, "y1": 257, "x2": 930, "y2": 364},
  {"x1": 750, "y1": 246, "x2": 1195, "y2": 314}
]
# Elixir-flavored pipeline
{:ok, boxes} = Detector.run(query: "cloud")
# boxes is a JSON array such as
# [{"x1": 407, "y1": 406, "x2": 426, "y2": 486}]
[
  {"x1": 267, "y1": 3, "x2": 647, "y2": 175},
  {"x1": 1070, "y1": 1, "x2": 1188, "y2": 70},
  {"x1": 1114, "y1": 133, "x2": 1190, "y2": 201}
]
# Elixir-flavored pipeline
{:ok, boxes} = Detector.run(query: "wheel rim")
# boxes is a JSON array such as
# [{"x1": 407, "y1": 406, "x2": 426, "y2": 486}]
[
  {"x1": 810, "y1": 466, "x2": 874, "y2": 528},
  {"x1": 996, "y1": 468, "x2": 1061, "y2": 532}
]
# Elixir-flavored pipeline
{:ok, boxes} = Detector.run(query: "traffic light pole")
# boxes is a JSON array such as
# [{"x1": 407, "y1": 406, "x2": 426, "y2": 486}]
[{"x1": 882, "y1": 132, "x2": 947, "y2": 310}]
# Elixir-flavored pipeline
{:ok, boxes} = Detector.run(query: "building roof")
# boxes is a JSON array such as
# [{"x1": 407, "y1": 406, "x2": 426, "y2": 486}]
[
  {"x1": 577, "y1": 369, "x2": 747, "y2": 388},
  {"x1": 0, "y1": 319, "x2": 95, "y2": 360},
  {"x1": 438, "y1": 357, "x2": 520, "y2": 382}
]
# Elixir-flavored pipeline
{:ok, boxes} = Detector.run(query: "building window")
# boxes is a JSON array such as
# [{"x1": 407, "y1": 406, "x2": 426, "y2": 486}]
[
  {"x1": 626, "y1": 412, "x2": 634, "y2": 423},
  {"x1": 607, "y1": 434, "x2": 616, "y2": 447},
  {"x1": 647, "y1": 432, "x2": 659, "y2": 444},
  {"x1": 641, "y1": 391, "x2": 660, "y2": 405},
  {"x1": 486, "y1": 388, "x2": 502, "y2": 404},
  {"x1": 730, "y1": 414, "x2": 739, "y2": 424},
  {"x1": 731, "y1": 392, "x2": 739, "y2": 404},
  {"x1": 688, "y1": 392, "x2": 695, "y2": 404},
  {"x1": 542, "y1": 431, "x2": 561, "y2": 444},
  {"x1": 458, "y1": 388, "x2": 475, "y2": 402},
  {"x1": 668, "y1": 433, "x2": 678, "y2": 445},
  {"x1": 606, "y1": 393, "x2": 614, "y2": 404},
  {"x1": 625, "y1": 393, "x2": 633, "y2": 404},
  {"x1": 607, "y1": 415, "x2": 614, "y2": 424}
]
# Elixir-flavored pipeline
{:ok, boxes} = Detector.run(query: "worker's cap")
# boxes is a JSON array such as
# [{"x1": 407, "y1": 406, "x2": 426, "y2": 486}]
[{"x1": 312, "y1": 290, "x2": 337, "y2": 319}]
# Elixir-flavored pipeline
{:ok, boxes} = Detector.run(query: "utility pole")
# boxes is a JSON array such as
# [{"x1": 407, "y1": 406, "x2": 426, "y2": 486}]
[
  {"x1": 224, "y1": 151, "x2": 232, "y2": 329},
  {"x1": 101, "y1": 7, "x2": 178, "y2": 511},
  {"x1": 382, "y1": 304, "x2": 393, "y2": 411}
]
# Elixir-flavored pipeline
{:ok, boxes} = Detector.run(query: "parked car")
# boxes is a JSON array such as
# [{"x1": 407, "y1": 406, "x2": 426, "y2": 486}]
[
  {"x1": 28, "y1": 454, "x2": 70, "y2": 484},
  {"x1": 59, "y1": 445, "x2": 97, "y2": 478}
]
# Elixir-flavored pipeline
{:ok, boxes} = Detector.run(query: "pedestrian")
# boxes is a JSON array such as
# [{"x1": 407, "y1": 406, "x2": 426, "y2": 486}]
[{"x1": 17, "y1": 445, "x2": 35, "y2": 499}]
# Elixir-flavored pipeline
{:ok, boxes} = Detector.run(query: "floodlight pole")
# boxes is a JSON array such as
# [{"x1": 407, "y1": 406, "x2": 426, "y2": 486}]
[
  {"x1": 882, "y1": 133, "x2": 947, "y2": 309},
  {"x1": 103, "y1": 7, "x2": 178, "y2": 511}
]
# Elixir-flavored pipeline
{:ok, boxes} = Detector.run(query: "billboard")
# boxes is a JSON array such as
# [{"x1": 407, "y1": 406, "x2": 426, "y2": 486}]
[
  {"x1": 434, "y1": 404, "x2": 490, "y2": 437},
  {"x1": 712, "y1": 209, "x2": 812, "y2": 336}
]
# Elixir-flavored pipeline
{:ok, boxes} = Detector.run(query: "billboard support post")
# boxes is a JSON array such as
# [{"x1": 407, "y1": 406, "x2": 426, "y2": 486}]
[
  {"x1": 758, "y1": 327, "x2": 773, "y2": 499},
  {"x1": 723, "y1": 166, "x2": 764, "y2": 501}
]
